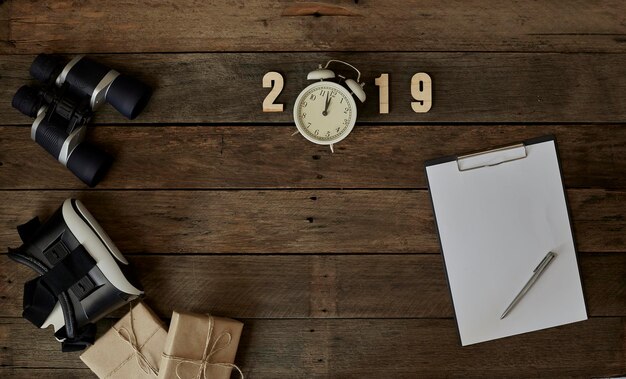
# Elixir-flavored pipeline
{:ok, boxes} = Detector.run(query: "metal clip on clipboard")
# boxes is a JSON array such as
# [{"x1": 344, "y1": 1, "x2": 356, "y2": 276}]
[{"x1": 456, "y1": 143, "x2": 528, "y2": 172}]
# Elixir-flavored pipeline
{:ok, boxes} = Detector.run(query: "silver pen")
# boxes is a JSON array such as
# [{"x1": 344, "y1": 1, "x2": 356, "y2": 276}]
[{"x1": 500, "y1": 251, "x2": 557, "y2": 319}]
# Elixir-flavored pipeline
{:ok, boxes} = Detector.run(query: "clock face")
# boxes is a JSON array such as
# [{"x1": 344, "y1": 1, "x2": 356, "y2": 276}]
[{"x1": 293, "y1": 81, "x2": 357, "y2": 145}]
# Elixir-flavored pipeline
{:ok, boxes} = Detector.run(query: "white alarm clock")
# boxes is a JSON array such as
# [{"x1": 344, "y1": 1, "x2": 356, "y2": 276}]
[{"x1": 293, "y1": 60, "x2": 366, "y2": 153}]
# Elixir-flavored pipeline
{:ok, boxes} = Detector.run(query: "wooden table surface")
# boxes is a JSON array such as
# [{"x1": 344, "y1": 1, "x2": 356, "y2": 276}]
[{"x1": 1, "y1": 1, "x2": 625, "y2": 378}]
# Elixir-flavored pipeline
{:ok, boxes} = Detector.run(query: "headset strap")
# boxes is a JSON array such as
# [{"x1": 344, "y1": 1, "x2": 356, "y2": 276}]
[
  {"x1": 16, "y1": 217, "x2": 41, "y2": 243},
  {"x1": 56, "y1": 323, "x2": 97, "y2": 352},
  {"x1": 22, "y1": 244, "x2": 96, "y2": 327}
]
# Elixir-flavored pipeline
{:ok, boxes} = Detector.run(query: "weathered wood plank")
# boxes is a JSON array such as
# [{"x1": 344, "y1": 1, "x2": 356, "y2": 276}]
[
  {"x1": 0, "y1": 369, "x2": 93, "y2": 379},
  {"x1": 0, "y1": 0, "x2": 12, "y2": 54},
  {"x1": 8, "y1": 1, "x2": 626, "y2": 53},
  {"x1": 0, "y1": 125, "x2": 624, "y2": 190},
  {"x1": 581, "y1": 254, "x2": 626, "y2": 317},
  {"x1": 0, "y1": 190, "x2": 623, "y2": 254},
  {"x1": 1, "y1": 317, "x2": 624, "y2": 378},
  {"x1": 1, "y1": 53, "x2": 626, "y2": 124},
  {"x1": 0, "y1": 254, "x2": 624, "y2": 319}
]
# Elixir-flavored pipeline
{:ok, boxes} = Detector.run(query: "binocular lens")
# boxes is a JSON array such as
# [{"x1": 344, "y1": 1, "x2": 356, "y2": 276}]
[
  {"x1": 66, "y1": 142, "x2": 113, "y2": 187},
  {"x1": 30, "y1": 54, "x2": 64, "y2": 84},
  {"x1": 12, "y1": 86, "x2": 42, "y2": 118},
  {"x1": 106, "y1": 75, "x2": 152, "y2": 120}
]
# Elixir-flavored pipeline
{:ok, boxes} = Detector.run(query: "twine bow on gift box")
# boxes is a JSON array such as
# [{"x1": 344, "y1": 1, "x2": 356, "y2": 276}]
[
  {"x1": 161, "y1": 315, "x2": 244, "y2": 379},
  {"x1": 114, "y1": 305, "x2": 160, "y2": 377}
]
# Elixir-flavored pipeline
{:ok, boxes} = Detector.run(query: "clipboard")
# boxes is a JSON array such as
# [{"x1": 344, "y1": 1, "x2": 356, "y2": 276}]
[{"x1": 425, "y1": 135, "x2": 587, "y2": 346}]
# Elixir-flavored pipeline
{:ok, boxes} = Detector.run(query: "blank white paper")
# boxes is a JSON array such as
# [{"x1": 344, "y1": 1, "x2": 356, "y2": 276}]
[{"x1": 426, "y1": 139, "x2": 587, "y2": 346}]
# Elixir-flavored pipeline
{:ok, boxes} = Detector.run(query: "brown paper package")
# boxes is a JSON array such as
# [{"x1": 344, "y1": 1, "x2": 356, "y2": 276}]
[
  {"x1": 158, "y1": 311, "x2": 243, "y2": 379},
  {"x1": 80, "y1": 301, "x2": 167, "y2": 378}
]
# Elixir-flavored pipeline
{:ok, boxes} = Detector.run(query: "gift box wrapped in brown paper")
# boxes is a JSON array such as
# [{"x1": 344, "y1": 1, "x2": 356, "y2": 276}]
[
  {"x1": 80, "y1": 301, "x2": 167, "y2": 378},
  {"x1": 159, "y1": 311, "x2": 244, "y2": 379}
]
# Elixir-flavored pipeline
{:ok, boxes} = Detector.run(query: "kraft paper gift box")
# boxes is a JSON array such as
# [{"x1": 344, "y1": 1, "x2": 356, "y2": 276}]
[
  {"x1": 159, "y1": 311, "x2": 243, "y2": 379},
  {"x1": 80, "y1": 301, "x2": 167, "y2": 378}
]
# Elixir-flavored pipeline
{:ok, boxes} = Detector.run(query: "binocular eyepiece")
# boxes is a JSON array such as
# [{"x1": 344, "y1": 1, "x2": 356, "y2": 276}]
[
  {"x1": 12, "y1": 85, "x2": 46, "y2": 118},
  {"x1": 30, "y1": 54, "x2": 152, "y2": 120},
  {"x1": 13, "y1": 85, "x2": 92, "y2": 128},
  {"x1": 12, "y1": 54, "x2": 152, "y2": 187}
]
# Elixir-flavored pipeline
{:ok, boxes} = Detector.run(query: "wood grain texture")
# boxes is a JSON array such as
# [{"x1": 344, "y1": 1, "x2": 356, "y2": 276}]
[
  {"x1": 0, "y1": 125, "x2": 624, "y2": 190},
  {"x1": 0, "y1": 1, "x2": 11, "y2": 54},
  {"x1": 0, "y1": 369, "x2": 93, "y2": 379},
  {"x1": 0, "y1": 254, "x2": 624, "y2": 319},
  {"x1": 1, "y1": 53, "x2": 626, "y2": 124},
  {"x1": 7, "y1": 1, "x2": 626, "y2": 53},
  {"x1": 0, "y1": 190, "x2": 623, "y2": 254},
  {"x1": 1, "y1": 317, "x2": 624, "y2": 378}
]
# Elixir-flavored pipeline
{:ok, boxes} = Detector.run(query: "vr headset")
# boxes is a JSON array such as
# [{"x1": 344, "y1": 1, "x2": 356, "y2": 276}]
[{"x1": 8, "y1": 199, "x2": 143, "y2": 351}]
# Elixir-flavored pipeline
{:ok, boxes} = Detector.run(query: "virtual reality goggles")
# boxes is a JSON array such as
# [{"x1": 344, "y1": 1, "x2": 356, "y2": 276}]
[{"x1": 8, "y1": 199, "x2": 143, "y2": 351}]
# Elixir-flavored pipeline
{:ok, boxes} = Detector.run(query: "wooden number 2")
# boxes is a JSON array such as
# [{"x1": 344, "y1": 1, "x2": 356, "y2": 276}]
[
  {"x1": 374, "y1": 73, "x2": 389, "y2": 114},
  {"x1": 411, "y1": 73, "x2": 432, "y2": 113},
  {"x1": 262, "y1": 71, "x2": 284, "y2": 112}
]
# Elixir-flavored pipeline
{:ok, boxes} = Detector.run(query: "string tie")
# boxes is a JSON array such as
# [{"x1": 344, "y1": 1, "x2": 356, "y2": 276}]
[{"x1": 161, "y1": 315, "x2": 244, "y2": 379}]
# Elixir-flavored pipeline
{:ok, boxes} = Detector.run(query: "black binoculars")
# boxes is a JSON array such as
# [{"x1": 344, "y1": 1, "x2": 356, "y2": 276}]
[{"x1": 12, "y1": 54, "x2": 152, "y2": 186}]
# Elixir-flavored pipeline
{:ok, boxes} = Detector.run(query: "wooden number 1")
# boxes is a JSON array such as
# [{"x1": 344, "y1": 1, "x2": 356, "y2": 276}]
[
  {"x1": 374, "y1": 73, "x2": 389, "y2": 114},
  {"x1": 411, "y1": 73, "x2": 432, "y2": 113},
  {"x1": 262, "y1": 71, "x2": 284, "y2": 112}
]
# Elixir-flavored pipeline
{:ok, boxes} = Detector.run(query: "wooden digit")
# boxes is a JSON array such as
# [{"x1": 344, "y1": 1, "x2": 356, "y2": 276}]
[
  {"x1": 262, "y1": 71, "x2": 284, "y2": 112},
  {"x1": 411, "y1": 73, "x2": 432, "y2": 113},
  {"x1": 374, "y1": 73, "x2": 390, "y2": 114}
]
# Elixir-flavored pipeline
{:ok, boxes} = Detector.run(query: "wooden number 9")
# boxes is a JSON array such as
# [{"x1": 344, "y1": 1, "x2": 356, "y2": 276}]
[
  {"x1": 262, "y1": 71, "x2": 284, "y2": 112},
  {"x1": 411, "y1": 73, "x2": 432, "y2": 113}
]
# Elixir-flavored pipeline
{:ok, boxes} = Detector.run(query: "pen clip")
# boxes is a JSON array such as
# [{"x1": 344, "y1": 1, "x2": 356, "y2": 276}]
[{"x1": 533, "y1": 251, "x2": 556, "y2": 273}]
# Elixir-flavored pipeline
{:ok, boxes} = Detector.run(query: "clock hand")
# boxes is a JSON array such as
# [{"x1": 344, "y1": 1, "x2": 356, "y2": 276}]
[{"x1": 323, "y1": 93, "x2": 330, "y2": 116}]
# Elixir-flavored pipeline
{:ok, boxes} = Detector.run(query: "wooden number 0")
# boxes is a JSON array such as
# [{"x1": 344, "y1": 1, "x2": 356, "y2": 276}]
[
  {"x1": 262, "y1": 71, "x2": 284, "y2": 112},
  {"x1": 411, "y1": 73, "x2": 432, "y2": 113}
]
